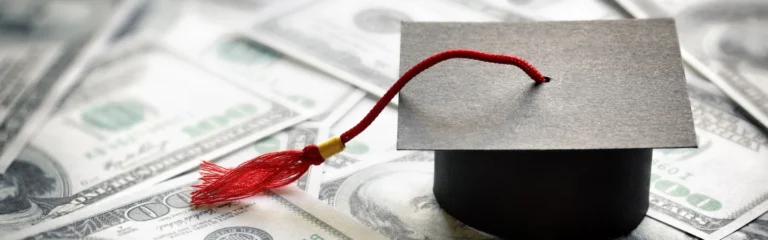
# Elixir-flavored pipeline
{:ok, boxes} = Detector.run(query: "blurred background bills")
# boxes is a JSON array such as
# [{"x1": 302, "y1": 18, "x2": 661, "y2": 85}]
[
  {"x1": 0, "y1": 0, "x2": 767, "y2": 239},
  {"x1": 0, "y1": 0, "x2": 142, "y2": 173}
]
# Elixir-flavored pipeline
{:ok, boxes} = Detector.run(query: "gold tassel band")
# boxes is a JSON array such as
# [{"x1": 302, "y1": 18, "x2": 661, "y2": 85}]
[{"x1": 317, "y1": 136, "x2": 345, "y2": 159}]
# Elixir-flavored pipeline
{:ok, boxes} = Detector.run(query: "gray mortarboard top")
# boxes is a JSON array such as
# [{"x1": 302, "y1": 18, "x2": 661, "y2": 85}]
[{"x1": 397, "y1": 19, "x2": 696, "y2": 239}]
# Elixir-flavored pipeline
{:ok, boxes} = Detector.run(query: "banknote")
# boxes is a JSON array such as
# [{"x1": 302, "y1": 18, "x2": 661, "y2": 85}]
[
  {"x1": 197, "y1": 34, "x2": 361, "y2": 122},
  {"x1": 0, "y1": 43, "x2": 62, "y2": 123},
  {"x1": 319, "y1": 151, "x2": 496, "y2": 239},
  {"x1": 323, "y1": 94, "x2": 397, "y2": 172},
  {"x1": 640, "y1": 71, "x2": 768, "y2": 239},
  {"x1": 617, "y1": 0, "x2": 768, "y2": 128},
  {"x1": 642, "y1": 199, "x2": 768, "y2": 240},
  {"x1": 0, "y1": 40, "x2": 309, "y2": 236},
  {"x1": 9, "y1": 174, "x2": 387, "y2": 240},
  {"x1": 250, "y1": 0, "x2": 519, "y2": 98},
  {"x1": 209, "y1": 122, "x2": 329, "y2": 197},
  {"x1": 0, "y1": 0, "x2": 143, "y2": 172}
]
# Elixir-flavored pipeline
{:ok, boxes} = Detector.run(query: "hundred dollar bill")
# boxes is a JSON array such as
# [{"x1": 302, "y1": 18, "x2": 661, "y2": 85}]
[
  {"x1": 323, "y1": 94, "x2": 397, "y2": 172},
  {"x1": 0, "y1": 0, "x2": 143, "y2": 172},
  {"x1": 0, "y1": 43, "x2": 62, "y2": 124},
  {"x1": 197, "y1": 34, "x2": 360, "y2": 122},
  {"x1": 319, "y1": 151, "x2": 496, "y2": 239},
  {"x1": 250, "y1": 0, "x2": 517, "y2": 98},
  {"x1": 0, "y1": 40, "x2": 309, "y2": 236},
  {"x1": 617, "y1": 0, "x2": 768, "y2": 128},
  {"x1": 644, "y1": 71, "x2": 768, "y2": 239},
  {"x1": 10, "y1": 174, "x2": 387, "y2": 240}
]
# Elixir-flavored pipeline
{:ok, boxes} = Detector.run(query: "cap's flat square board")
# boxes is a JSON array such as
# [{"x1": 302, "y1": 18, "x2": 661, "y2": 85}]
[{"x1": 397, "y1": 19, "x2": 696, "y2": 150}]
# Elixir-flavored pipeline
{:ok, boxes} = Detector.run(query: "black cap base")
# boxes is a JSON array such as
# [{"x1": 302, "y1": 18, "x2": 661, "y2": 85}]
[{"x1": 433, "y1": 148, "x2": 651, "y2": 239}]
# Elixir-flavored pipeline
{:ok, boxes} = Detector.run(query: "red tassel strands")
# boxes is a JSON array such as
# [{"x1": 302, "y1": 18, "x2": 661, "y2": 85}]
[{"x1": 190, "y1": 49, "x2": 549, "y2": 206}]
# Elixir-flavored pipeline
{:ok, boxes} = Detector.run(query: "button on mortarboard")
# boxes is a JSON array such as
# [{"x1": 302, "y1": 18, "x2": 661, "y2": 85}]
[{"x1": 397, "y1": 19, "x2": 696, "y2": 239}]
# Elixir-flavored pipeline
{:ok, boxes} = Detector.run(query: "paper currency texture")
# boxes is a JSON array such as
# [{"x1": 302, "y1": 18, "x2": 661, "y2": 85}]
[
  {"x1": 11, "y1": 175, "x2": 386, "y2": 240},
  {"x1": 0, "y1": 41, "x2": 308, "y2": 236}
]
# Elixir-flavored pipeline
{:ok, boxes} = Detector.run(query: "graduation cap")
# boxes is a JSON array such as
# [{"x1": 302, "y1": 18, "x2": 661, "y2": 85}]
[
  {"x1": 189, "y1": 19, "x2": 695, "y2": 239},
  {"x1": 397, "y1": 19, "x2": 696, "y2": 239}
]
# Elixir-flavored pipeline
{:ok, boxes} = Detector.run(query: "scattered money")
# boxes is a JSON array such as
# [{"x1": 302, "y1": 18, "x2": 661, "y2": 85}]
[
  {"x1": 642, "y1": 71, "x2": 768, "y2": 239},
  {"x1": 0, "y1": 0, "x2": 143, "y2": 172},
  {"x1": 249, "y1": 0, "x2": 517, "y2": 98},
  {"x1": 10, "y1": 174, "x2": 387, "y2": 240},
  {"x1": 115, "y1": 0, "x2": 362, "y2": 123},
  {"x1": 0, "y1": 40, "x2": 309, "y2": 236},
  {"x1": 617, "y1": 0, "x2": 768, "y2": 129}
]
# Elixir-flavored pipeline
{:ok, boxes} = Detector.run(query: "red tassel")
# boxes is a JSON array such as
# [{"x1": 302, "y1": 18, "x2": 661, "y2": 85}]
[{"x1": 190, "y1": 145, "x2": 324, "y2": 205}]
